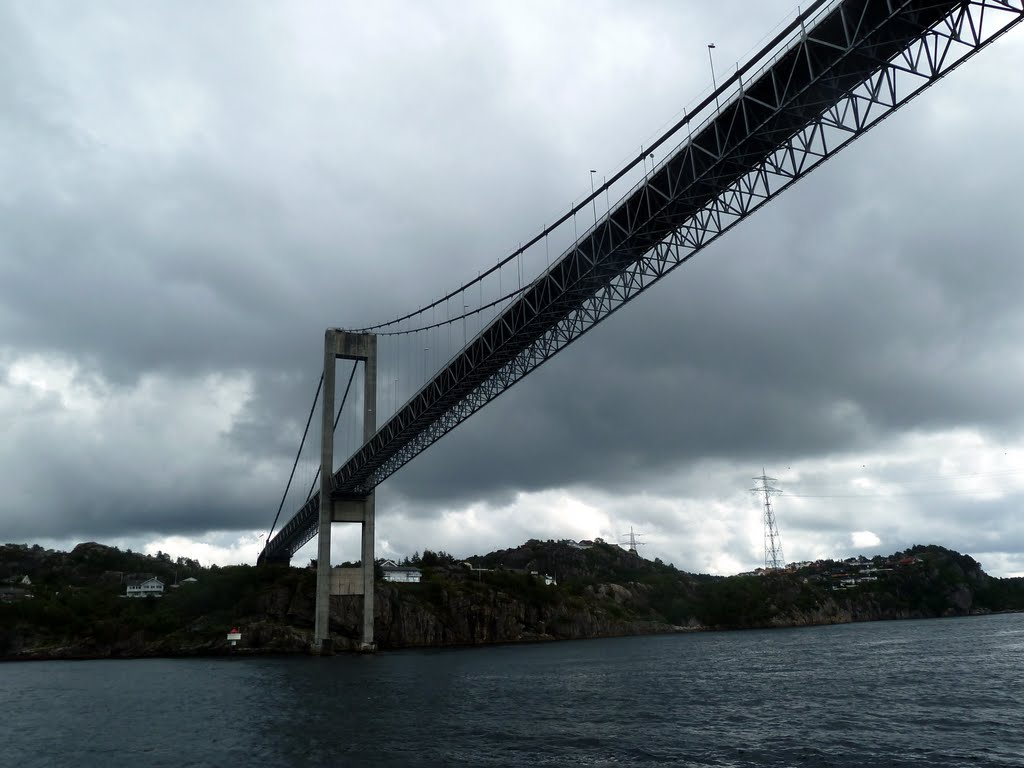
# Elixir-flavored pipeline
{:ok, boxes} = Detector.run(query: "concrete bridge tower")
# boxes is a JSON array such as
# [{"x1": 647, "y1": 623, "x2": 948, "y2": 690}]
[{"x1": 314, "y1": 329, "x2": 377, "y2": 654}]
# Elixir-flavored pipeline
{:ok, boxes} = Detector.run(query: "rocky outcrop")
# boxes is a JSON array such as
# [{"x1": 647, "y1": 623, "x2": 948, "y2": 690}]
[{"x1": 322, "y1": 583, "x2": 677, "y2": 651}]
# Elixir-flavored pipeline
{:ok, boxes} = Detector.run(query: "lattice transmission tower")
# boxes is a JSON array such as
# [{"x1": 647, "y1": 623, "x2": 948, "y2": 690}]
[
  {"x1": 620, "y1": 526, "x2": 645, "y2": 555},
  {"x1": 752, "y1": 471, "x2": 785, "y2": 570}
]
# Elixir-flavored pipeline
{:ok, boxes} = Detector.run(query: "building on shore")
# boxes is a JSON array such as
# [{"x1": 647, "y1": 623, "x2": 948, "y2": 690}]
[
  {"x1": 381, "y1": 560, "x2": 422, "y2": 583},
  {"x1": 126, "y1": 577, "x2": 164, "y2": 598}
]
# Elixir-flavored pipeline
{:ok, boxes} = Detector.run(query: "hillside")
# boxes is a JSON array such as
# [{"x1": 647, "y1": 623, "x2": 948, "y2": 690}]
[
  {"x1": 465, "y1": 538, "x2": 1024, "y2": 628},
  {"x1": 2, "y1": 540, "x2": 1023, "y2": 659}
]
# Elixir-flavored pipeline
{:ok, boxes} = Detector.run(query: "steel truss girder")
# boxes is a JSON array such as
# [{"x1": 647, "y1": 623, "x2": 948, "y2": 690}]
[{"x1": 261, "y1": 0, "x2": 1023, "y2": 563}]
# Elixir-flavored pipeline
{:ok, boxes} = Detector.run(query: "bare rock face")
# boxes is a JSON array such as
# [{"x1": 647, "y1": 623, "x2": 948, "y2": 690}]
[
  {"x1": 591, "y1": 583, "x2": 633, "y2": 605},
  {"x1": 769, "y1": 597, "x2": 854, "y2": 628},
  {"x1": 946, "y1": 585, "x2": 973, "y2": 616},
  {"x1": 237, "y1": 620, "x2": 310, "y2": 652},
  {"x1": 317, "y1": 584, "x2": 677, "y2": 650}
]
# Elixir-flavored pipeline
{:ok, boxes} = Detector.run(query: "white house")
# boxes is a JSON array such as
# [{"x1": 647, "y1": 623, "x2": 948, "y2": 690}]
[
  {"x1": 381, "y1": 561, "x2": 422, "y2": 583},
  {"x1": 530, "y1": 570, "x2": 557, "y2": 586},
  {"x1": 126, "y1": 577, "x2": 165, "y2": 598}
]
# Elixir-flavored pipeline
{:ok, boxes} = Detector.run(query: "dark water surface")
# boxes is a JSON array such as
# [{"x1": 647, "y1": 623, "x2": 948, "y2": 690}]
[{"x1": 3, "y1": 614, "x2": 1024, "y2": 767}]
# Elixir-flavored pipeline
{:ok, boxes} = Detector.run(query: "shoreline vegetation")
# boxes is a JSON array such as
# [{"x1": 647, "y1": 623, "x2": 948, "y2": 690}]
[{"x1": 2, "y1": 539, "x2": 1023, "y2": 661}]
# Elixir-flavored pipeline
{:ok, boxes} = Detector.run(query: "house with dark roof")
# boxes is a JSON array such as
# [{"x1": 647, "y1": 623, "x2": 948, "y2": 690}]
[{"x1": 380, "y1": 560, "x2": 422, "y2": 583}]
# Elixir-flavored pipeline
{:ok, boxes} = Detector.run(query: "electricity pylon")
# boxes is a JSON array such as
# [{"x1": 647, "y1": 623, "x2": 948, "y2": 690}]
[
  {"x1": 751, "y1": 471, "x2": 785, "y2": 570},
  {"x1": 619, "y1": 526, "x2": 645, "y2": 555}
]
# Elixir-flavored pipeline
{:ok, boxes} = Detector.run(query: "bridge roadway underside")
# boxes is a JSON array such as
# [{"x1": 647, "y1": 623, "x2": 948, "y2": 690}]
[{"x1": 260, "y1": 0, "x2": 1023, "y2": 565}]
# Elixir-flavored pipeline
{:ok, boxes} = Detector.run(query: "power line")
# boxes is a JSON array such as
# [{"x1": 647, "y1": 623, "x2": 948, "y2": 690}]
[
  {"x1": 785, "y1": 467, "x2": 1024, "y2": 490},
  {"x1": 786, "y1": 488, "x2": 1021, "y2": 499}
]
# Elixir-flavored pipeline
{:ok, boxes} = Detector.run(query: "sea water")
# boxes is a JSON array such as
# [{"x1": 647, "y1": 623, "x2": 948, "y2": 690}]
[{"x1": 3, "y1": 613, "x2": 1023, "y2": 766}]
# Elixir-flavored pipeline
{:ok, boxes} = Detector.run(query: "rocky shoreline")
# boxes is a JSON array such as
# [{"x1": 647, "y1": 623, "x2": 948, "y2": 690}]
[{"x1": 3, "y1": 540, "x2": 1023, "y2": 661}]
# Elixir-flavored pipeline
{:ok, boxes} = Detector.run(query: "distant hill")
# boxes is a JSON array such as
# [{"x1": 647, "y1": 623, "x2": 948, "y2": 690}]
[
  {"x1": 0, "y1": 542, "x2": 202, "y2": 588},
  {"x1": 464, "y1": 538, "x2": 1024, "y2": 628},
  {"x1": 2, "y1": 539, "x2": 1022, "y2": 659}
]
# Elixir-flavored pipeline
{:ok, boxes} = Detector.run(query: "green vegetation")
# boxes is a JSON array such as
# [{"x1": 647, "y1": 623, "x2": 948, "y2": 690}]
[
  {"x1": 0, "y1": 542, "x2": 313, "y2": 656},
  {"x1": 2, "y1": 539, "x2": 1023, "y2": 659},
  {"x1": 454, "y1": 539, "x2": 1024, "y2": 629}
]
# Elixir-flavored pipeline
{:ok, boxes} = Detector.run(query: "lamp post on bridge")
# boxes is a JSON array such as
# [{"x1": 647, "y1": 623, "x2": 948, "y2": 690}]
[
  {"x1": 708, "y1": 43, "x2": 720, "y2": 111},
  {"x1": 642, "y1": 151, "x2": 655, "y2": 176},
  {"x1": 589, "y1": 169, "x2": 598, "y2": 226}
]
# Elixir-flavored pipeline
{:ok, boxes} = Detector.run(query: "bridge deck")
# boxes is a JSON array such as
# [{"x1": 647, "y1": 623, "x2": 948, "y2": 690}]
[{"x1": 260, "y1": 0, "x2": 1022, "y2": 563}]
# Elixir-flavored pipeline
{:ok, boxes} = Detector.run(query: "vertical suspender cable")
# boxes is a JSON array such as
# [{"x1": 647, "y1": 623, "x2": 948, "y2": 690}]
[{"x1": 305, "y1": 362, "x2": 359, "y2": 503}]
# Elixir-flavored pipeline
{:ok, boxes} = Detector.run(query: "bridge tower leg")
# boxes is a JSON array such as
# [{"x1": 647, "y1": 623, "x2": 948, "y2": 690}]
[{"x1": 313, "y1": 329, "x2": 377, "y2": 654}]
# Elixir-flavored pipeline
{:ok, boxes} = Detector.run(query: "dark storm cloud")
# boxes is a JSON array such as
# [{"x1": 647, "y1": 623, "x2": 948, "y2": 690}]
[
  {"x1": 0, "y1": 1, "x2": 586, "y2": 386},
  {"x1": 388, "y1": 98, "x2": 1024, "y2": 507}
]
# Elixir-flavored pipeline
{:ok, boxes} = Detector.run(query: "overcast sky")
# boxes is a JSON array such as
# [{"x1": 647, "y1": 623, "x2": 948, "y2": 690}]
[{"x1": 3, "y1": 1, "x2": 1024, "y2": 576}]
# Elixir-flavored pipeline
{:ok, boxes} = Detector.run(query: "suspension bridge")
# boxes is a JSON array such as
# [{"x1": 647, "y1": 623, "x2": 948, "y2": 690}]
[{"x1": 256, "y1": 0, "x2": 1024, "y2": 652}]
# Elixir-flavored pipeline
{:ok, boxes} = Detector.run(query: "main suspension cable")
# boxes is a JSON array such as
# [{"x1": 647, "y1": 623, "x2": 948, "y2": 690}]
[
  {"x1": 352, "y1": 0, "x2": 827, "y2": 334},
  {"x1": 266, "y1": 374, "x2": 323, "y2": 543},
  {"x1": 374, "y1": 284, "x2": 527, "y2": 336}
]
